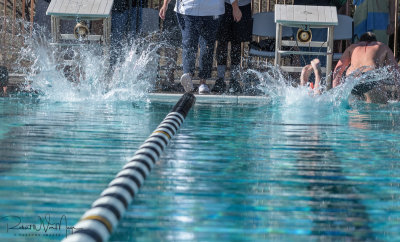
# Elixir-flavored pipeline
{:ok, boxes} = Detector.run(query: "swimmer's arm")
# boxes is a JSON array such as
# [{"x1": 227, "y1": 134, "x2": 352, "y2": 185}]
[
  {"x1": 313, "y1": 67, "x2": 322, "y2": 95},
  {"x1": 332, "y1": 47, "x2": 351, "y2": 88}
]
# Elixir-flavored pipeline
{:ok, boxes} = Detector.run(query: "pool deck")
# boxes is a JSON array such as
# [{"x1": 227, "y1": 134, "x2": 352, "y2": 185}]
[
  {"x1": 149, "y1": 92, "x2": 268, "y2": 104},
  {"x1": 7, "y1": 74, "x2": 268, "y2": 104}
]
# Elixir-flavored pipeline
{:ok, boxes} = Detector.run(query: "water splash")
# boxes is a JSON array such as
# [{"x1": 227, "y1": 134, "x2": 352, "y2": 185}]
[
  {"x1": 105, "y1": 39, "x2": 160, "y2": 101},
  {"x1": 248, "y1": 63, "x2": 399, "y2": 108},
  {"x1": 2, "y1": 18, "x2": 161, "y2": 102}
]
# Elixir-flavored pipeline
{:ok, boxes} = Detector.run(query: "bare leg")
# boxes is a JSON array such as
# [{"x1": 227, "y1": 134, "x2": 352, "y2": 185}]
[
  {"x1": 2, "y1": 86, "x2": 7, "y2": 95},
  {"x1": 311, "y1": 58, "x2": 322, "y2": 95},
  {"x1": 300, "y1": 64, "x2": 313, "y2": 86}
]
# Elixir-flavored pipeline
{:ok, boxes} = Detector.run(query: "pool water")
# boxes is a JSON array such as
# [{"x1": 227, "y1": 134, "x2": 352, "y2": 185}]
[{"x1": 0, "y1": 95, "x2": 399, "y2": 241}]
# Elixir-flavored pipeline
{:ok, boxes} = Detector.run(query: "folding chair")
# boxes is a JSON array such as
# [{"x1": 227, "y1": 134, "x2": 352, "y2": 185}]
[
  {"x1": 333, "y1": 14, "x2": 353, "y2": 61},
  {"x1": 248, "y1": 12, "x2": 293, "y2": 59}
]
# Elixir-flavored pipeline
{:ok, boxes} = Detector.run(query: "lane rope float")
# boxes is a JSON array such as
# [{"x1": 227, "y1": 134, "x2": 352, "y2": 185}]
[{"x1": 63, "y1": 93, "x2": 196, "y2": 242}]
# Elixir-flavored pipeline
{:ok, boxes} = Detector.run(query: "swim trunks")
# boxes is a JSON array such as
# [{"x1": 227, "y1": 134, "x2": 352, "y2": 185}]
[
  {"x1": 0, "y1": 66, "x2": 8, "y2": 88},
  {"x1": 351, "y1": 72, "x2": 380, "y2": 96}
]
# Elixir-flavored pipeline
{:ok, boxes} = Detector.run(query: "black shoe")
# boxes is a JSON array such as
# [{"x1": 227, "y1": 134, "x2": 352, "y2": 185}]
[
  {"x1": 228, "y1": 79, "x2": 242, "y2": 94},
  {"x1": 211, "y1": 78, "x2": 226, "y2": 93}
]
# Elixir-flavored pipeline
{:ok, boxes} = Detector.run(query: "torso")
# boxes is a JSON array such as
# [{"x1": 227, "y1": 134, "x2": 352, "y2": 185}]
[
  {"x1": 175, "y1": 0, "x2": 225, "y2": 16},
  {"x1": 346, "y1": 41, "x2": 390, "y2": 76}
]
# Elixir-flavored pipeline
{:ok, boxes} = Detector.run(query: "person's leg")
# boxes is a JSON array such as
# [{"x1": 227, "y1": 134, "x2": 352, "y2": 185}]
[
  {"x1": 213, "y1": 39, "x2": 228, "y2": 92},
  {"x1": 2, "y1": 86, "x2": 6, "y2": 95},
  {"x1": 230, "y1": 39, "x2": 242, "y2": 75},
  {"x1": 311, "y1": 58, "x2": 322, "y2": 95},
  {"x1": 128, "y1": 7, "x2": 140, "y2": 39},
  {"x1": 230, "y1": 40, "x2": 242, "y2": 75},
  {"x1": 198, "y1": 16, "x2": 220, "y2": 89},
  {"x1": 109, "y1": 11, "x2": 129, "y2": 75},
  {"x1": 165, "y1": 48, "x2": 178, "y2": 86},
  {"x1": 216, "y1": 40, "x2": 229, "y2": 79},
  {"x1": 177, "y1": 13, "x2": 199, "y2": 76},
  {"x1": 216, "y1": 3, "x2": 233, "y2": 80},
  {"x1": 213, "y1": 3, "x2": 232, "y2": 93},
  {"x1": 163, "y1": 11, "x2": 181, "y2": 91},
  {"x1": 227, "y1": 39, "x2": 243, "y2": 93},
  {"x1": 230, "y1": 3, "x2": 252, "y2": 93},
  {"x1": 177, "y1": 13, "x2": 200, "y2": 92}
]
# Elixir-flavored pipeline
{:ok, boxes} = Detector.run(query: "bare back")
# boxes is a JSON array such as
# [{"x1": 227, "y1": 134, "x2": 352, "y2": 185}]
[
  {"x1": 333, "y1": 38, "x2": 399, "y2": 89},
  {"x1": 345, "y1": 41, "x2": 393, "y2": 75}
]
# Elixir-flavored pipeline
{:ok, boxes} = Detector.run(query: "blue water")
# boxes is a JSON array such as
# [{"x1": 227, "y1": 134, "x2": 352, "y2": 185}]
[{"x1": 0, "y1": 95, "x2": 399, "y2": 241}]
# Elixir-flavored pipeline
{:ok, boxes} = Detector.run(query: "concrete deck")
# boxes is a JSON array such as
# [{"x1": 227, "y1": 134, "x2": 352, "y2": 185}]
[
  {"x1": 6, "y1": 75, "x2": 267, "y2": 104},
  {"x1": 149, "y1": 93, "x2": 268, "y2": 104}
]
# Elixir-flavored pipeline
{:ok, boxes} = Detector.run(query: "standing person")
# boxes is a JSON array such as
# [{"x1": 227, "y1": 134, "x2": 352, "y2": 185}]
[
  {"x1": 332, "y1": 32, "x2": 399, "y2": 103},
  {"x1": 110, "y1": 0, "x2": 142, "y2": 72},
  {"x1": 160, "y1": 0, "x2": 182, "y2": 91},
  {"x1": 353, "y1": 0, "x2": 396, "y2": 45},
  {"x1": 213, "y1": 0, "x2": 252, "y2": 94},
  {"x1": 159, "y1": 0, "x2": 241, "y2": 94}
]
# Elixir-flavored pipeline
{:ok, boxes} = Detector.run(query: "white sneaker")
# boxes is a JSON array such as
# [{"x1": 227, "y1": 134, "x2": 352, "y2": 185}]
[
  {"x1": 198, "y1": 84, "x2": 210, "y2": 94},
  {"x1": 180, "y1": 73, "x2": 193, "y2": 92}
]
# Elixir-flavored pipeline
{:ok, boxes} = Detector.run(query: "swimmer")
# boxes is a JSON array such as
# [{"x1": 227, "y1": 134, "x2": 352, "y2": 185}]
[
  {"x1": 332, "y1": 32, "x2": 399, "y2": 103},
  {"x1": 300, "y1": 58, "x2": 322, "y2": 95}
]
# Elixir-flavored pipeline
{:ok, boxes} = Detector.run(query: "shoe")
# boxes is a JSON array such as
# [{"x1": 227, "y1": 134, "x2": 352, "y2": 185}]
[
  {"x1": 228, "y1": 79, "x2": 242, "y2": 93},
  {"x1": 198, "y1": 84, "x2": 210, "y2": 94},
  {"x1": 211, "y1": 78, "x2": 226, "y2": 93},
  {"x1": 180, "y1": 73, "x2": 193, "y2": 92}
]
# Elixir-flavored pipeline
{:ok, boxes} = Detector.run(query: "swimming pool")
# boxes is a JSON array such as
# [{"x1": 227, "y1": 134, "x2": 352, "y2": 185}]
[{"x1": 0, "y1": 94, "x2": 399, "y2": 241}]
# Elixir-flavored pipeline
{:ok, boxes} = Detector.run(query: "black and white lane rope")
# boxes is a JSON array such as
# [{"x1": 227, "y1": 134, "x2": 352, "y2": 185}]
[{"x1": 63, "y1": 93, "x2": 196, "y2": 242}]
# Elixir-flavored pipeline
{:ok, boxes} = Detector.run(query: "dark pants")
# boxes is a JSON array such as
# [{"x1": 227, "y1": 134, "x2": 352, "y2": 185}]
[
  {"x1": 110, "y1": 8, "x2": 142, "y2": 69},
  {"x1": 218, "y1": 40, "x2": 241, "y2": 68},
  {"x1": 217, "y1": 3, "x2": 252, "y2": 67},
  {"x1": 177, "y1": 13, "x2": 221, "y2": 79}
]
